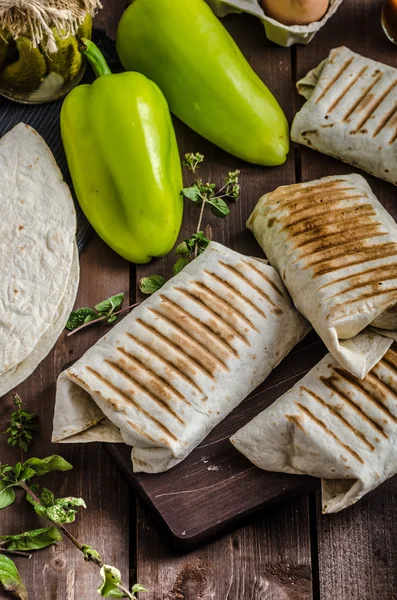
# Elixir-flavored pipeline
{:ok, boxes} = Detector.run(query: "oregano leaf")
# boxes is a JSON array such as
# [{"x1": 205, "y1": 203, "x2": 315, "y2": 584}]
[
  {"x1": 0, "y1": 527, "x2": 61, "y2": 551},
  {"x1": 23, "y1": 455, "x2": 72, "y2": 477},
  {"x1": 98, "y1": 564, "x2": 125, "y2": 598},
  {"x1": 139, "y1": 275, "x2": 165, "y2": 295},
  {"x1": 0, "y1": 556, "x2": 27, "y2": 600},
  {"x1": 0, "y1": 481, "x2": 16, "y2": 510}
]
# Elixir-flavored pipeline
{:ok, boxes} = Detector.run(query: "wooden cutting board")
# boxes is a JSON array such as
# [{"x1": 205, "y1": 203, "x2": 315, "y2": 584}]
[{"x1": 105, "y1": 331, "x2": 321, "y2": 550}]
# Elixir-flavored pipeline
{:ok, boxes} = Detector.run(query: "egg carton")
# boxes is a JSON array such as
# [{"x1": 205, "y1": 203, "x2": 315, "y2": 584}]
[{"x1": 205, "y1": 0, "x2": 344, "y2": 47}]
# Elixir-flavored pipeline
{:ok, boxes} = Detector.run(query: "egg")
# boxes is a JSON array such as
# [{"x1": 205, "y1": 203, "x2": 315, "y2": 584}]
[{"x1": 261, "y1": 0, "x2": 330, "y2": 26}]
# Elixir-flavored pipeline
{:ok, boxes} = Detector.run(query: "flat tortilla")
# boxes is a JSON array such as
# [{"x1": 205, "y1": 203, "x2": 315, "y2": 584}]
[
  {"x1": 291, "y1": 46, "x2": 397, "y2": 185},
  {"x1": 231, "y1": 337, "x2": 397, "y2": 513},
  {"x1": 52, "y1": 242, "x2": 310, "y2": 473},
  {"x1": 247, "y1": 174, "x2": 397, "y2": 378},
  {"x1": 0, "y1": 123, "x2": 78, "y2": 396}
]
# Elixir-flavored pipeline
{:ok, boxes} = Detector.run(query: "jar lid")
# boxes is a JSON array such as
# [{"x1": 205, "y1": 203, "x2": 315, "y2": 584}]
[{"x1": 0, "y1": 0, "x2": 101, "y2": 52}]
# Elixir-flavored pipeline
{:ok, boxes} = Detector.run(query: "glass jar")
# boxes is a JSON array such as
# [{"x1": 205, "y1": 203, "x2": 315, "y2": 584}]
[
  {"x1": 0, "y1": 14, "x2": 92, "y2": 104},
  {"x1": 382, "y1": 0, "x2": 397, "y2": 45}
]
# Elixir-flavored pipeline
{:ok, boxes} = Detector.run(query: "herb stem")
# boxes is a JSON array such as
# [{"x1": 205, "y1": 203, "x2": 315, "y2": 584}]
[
  {"x1": 67, "y1": 302, "x2": 140, "y2": 337},
  {"x1": 17, "y1": 480, "x2": 134, "y2": 599},
  {"x1": 0, "y1": 548, "x2": 32, "y2": 559},
  {"x1": 195, "y1": 200, "x2": 207, "y2": 258}
]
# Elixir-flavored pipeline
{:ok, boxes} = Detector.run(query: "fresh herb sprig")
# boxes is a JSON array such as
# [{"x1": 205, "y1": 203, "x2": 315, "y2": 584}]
[
  {"x1": 0, "y1": 396, "x2": 146, "y2": 600},
  {"x1": 66, "y1": 293, "x2": 139, "y2": 336},
  {"x1": 139, "y1": 152, "x2": 240, "y2": 294}
]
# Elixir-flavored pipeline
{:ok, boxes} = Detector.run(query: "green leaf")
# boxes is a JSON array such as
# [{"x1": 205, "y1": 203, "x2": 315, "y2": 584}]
[
  {"x1": 0, "y1": 527, "x2": 61, "y2": 551},
  {"x1": 82, "y1": 544, "x2": 102, "y2": 563},
  {"x1": 107, "y1": 315, "x2": 117, "y2": 324},
  {"x1": 19, "y1": 467, "x2": 35, "y2": 482},
  {"x1": 45, "y1": 497, "x2": 86, "y2": 524},
  {"x1": 95, "y1": 293, "x2": 124, "y2": 314},
  {"x1": 0, "y1": 555, "x2": 27, "y2": 600},
  {"x1": 172, "y1": 256, "x2": 190, "y2": 275},
  {"x1": 66, "y1": 307, "x2": 97, "y2": 331},
  {"x1": 139, "y1": 275, "x2": 166, "y2": 295},
  {"x1": 131, "y1": 584, "x2": 148, "y2": 594},
  {"x1": 208, "y1": 197, "x2": 230, "y2": 218},
  {"x1": 181, "y1": 186, "x2": 202, "y2": 204},
  {"x1": 0, "y1": 481, "x2": 16, "y2": 510},
  {"x1": 39, "y1": 488, "x2": 54, "y2": 507},
  {"x1": 23, "y1": 455, "x2": 72, "y2": 477},
  {"x1": 84, "y1": 314, "x2": 97, "y2": 324},
  {"x1": 175, "y1": 241, "x2": 189, "y2": 256},
  {"x1": 98, "y1": 565, "x2": 125, "y2": 598}
]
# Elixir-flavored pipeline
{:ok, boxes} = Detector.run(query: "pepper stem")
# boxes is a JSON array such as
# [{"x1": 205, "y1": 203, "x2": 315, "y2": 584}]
[{"x1": 78, "y1": 37, "x2": 112, "y2": 78}]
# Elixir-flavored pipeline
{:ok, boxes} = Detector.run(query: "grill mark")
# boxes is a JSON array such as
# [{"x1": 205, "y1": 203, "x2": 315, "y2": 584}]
[
  {"x1": 158, "y1": 295, "x2": 238, "y2": 357},
  {"x1": 353, "y1": 78, "x2": 397, "y2": 132},
  {"x1": 242, "y1": 260, "x2": 285, "y2": 298},
  {"x1": 318, "y1": 263, "x2": 397, "y2": 291},
  {"x1": 137, "y1": 317, "x2": 217, "y2": 378},
  {"x1": 343, "y1": 71, "x2": 384, "y2": 121},
  {"x1": 326, "y1": 268, "x2": 397, "y2": 299},
  {"x1": 294, "y1": 228, "x2": 387, "y2": 262},
  {"x1": 270, "y1": 183, "x2": 351, "y2": 209},
  {"x1": 116, "y1": 346, "x2": 190, "y2": 405},
  {"x1": 365, "y1": 371, "x2": 397, "y2": 421},
  {"x1": 380, "y1": 355, "x2": 397, "y2": 378},
  {"x1": 389, "y1": 128, "x2": 397, "y2": 145},
  {"x1": 136, "y1": 320, "x2": 215, "y2": 381},
  {"x1": 327, "y1": 65, "x2": 369, "y2": 113},
  {"x1": 291, "y1": 217, "x2": 382, "y2": 249},
  {"x1": 315, "y1": 57, "x2": 355, "y2": 105},
  {"x1": 301, "y1": 237, "x2": 393, "y2": 269},
  {"x1": 302, "y1": 387, "x2": 375, "y2": 451},
  {"x1": 86, "y1": 366, "x2": 178, "y2": 442},
  {"x1": 373, "y1": 100, "x2": 397, "y2": 137},
  {"x1": 339, "y1": 365, "x2": 397, "y2": 422},
  {"x1": 296, "y1": 402, "x2": 364, "y2": 464},
  {"x1": 280, "y1": 204, "x2": 376, "y2": 235},
  {"x1": 204, "y1": 270, "x2": 267, "y2": 320},
  {"x1": 285, "y1": 193, "x2": 362, "y2": 218},
  {"x1": 219, "y1": 261, "x2": 282, "y2": 315},
  {"x1": 125, "y1": 420, "x2": 157, "y2": 444},
  {"x1": 125, "y1": 333, "x2": 204, "y2": 394},
  {"x1": 148, "y1": 307, "x2": 229, "y2": 372},
  {"x1": 105, "y1": 359, "x2": 185, "y2": 425},
  {"x1": 324, "y1": 370, "x2": 389, "y2": 437},
  {"x1": 192, "y1": 282, "x2": 257, "y2": 330},
  {"x1": 330, "y1": 287, "x2": 397, "y2": 312},
  {"x1": 312, "y1": 243, "x2": 397, "y2": 278},
  {"x1": 175, "y1": 287, "x2": 251, "y2": 345}
]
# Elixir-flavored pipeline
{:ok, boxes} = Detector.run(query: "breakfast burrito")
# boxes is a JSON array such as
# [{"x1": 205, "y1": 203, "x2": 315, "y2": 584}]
[
  {"x1": 231, "y1": 337, "x2": 397, "y2": 513},
  {"x1": 291, "y1": 46, "x2": 397, "y2": 185},
  {"x1": 52, "y1": 242, "x2": 310, "y2": 473},
  {"x1": 247, "y1": 174, "x2": 397, "y2": 378},
  {"x1": 0, "y1": 123, "x2": 79, "y2": 397}
]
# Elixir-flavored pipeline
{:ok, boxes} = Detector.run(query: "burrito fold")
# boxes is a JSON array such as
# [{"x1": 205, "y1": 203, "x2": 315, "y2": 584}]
[
  {"x1": 53, "y1": 242, "x2": 309, "y2": 473},
  {"x1": 231, "y1": 337, "x2": 397, "y2": 513},
  {"x1": 247, "y1": 174, "x2": 397, "y2": 378},
  {"x1": 291, "y1": 46, "x2": 397, "y2": 185}
]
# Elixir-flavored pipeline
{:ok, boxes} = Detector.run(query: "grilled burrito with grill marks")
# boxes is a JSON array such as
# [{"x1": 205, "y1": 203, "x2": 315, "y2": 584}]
[
  {"x1": 52, "y1": 242, "x2": 310, "y2": 473},
  {"x1": 247, "y1": 174, "x2": 397, "y2": 378},
  {"x1": 291, "y1": 47, "x2": 397, "y2": 185},
  {"x1": 231, "y1": 338, "x2": 397, "y2": 513}
]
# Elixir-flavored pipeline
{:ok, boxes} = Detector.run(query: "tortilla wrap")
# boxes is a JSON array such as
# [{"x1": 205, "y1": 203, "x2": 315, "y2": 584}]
[
  {"x1": 0, "y1": 123, "x2": 78, "y2": 396},
  {"x1": 231, "y1": 337, "x2": 397, "y2": 513},
  {"x1": 291, "y1": 46, "x2": 397, "y2": 185},
  {"x1": 247, "y1": 174, "x2": 397, "y2": 378},
  {"x1": 52, "y1": 242, "x2": 310, "y2": 473}
]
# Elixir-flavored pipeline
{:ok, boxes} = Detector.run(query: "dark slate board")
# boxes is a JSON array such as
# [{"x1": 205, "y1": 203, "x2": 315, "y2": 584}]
[{"x1": 105, "y1": 331, "x2": 321, "y2": 550}]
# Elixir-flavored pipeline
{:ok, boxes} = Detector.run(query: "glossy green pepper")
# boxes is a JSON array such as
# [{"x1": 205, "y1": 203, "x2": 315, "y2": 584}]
[
  {"x1": 116, "y1": 0, "x2": 289, "y2": 166},
  {"x1": 61, "y1": 39, "x2": 183, "y2": 263}
]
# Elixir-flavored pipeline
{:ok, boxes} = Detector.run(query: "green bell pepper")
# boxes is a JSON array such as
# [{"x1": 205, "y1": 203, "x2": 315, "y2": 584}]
[
  {"x1": 61, "y1": 39, "x2": 183, "y2": 264},
  {"x1": 116, "y1": 0, "x2": 289, "y2": 166}
]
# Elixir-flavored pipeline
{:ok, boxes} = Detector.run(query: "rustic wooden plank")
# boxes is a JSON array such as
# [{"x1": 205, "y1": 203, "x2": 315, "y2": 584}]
[
  {"x1": 295, "y1": 1, "x2": 397, "y2": 598},
  {"x1": 133, "y1": 11, "x2": 314, "y2": 598},
  {"x1": 0, "y1": 236, "x2": 131, "y2": 600}
]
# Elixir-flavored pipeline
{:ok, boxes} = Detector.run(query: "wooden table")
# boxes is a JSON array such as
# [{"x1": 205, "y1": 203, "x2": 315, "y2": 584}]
[{"x1": 2, "y1": 1, "x2": 397, "y2": 598}]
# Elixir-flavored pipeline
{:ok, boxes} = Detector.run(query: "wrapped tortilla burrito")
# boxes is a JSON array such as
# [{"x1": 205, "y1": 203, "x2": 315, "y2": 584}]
[
  {"x1": 0, "y1": 123, "x2": 78, "y2": 397},
  {"x1": 247, "y1": 174, "x2": 397, "y2": 378},
  {"x1": 291, "y1": 46, "x2": 397, "y2": 185},
  {"x1": 231, "y1": 337, "x2": 397, "y2": 513},
  {"x1": 52, "y1": 242, "x2": 309, "y2": 473}
]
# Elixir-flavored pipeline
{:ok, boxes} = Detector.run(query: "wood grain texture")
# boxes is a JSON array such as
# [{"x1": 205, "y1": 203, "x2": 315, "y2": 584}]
[
  {"x1": 296, "y1": 1, "x2": 397, "y2": 599},
  {"x1": 133, "y1": 11, "x2": 314, "y2": 599}
]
